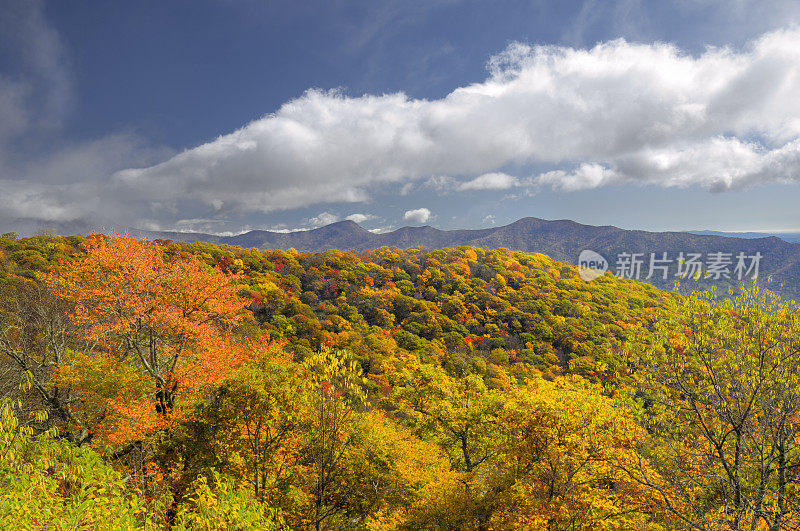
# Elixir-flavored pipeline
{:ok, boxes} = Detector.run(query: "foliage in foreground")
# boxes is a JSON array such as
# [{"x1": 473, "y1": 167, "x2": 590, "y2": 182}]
[
  {"x1": 1, "y1": 233, "x2": 800, "y2": 529},
  {"x1": 0, "y1": 397, "x2": 144, "y2": 529}
]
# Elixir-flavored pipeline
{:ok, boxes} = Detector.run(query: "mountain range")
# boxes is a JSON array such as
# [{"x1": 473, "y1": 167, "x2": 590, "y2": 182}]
[
  {"x1": 132, "y1": 217, "x2": 800, "y2": 301},
  {"x1": 688, "y1": 230, "x2": 800, "y2": 244}
]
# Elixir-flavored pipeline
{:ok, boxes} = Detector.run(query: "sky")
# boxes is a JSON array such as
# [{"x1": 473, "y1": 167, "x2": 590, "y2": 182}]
[{"x1": 2, "y1": 0, "x2": 800, "y2": 236}]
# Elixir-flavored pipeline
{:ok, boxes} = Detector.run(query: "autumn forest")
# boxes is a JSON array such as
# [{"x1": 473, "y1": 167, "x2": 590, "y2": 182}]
[{"x1": 1, "y1": 232, "x2": 799, "y2": 530}]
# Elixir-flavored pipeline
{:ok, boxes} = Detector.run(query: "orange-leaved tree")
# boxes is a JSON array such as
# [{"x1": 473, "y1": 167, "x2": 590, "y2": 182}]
[{"x1": 41, "y1": 234, "x2": 269, "y2": 444}]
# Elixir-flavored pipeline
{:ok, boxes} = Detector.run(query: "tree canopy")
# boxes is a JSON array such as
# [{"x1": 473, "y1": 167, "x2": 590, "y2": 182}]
[{"x1": 1, "y1": 233, "x2": 798, "y2": 529}]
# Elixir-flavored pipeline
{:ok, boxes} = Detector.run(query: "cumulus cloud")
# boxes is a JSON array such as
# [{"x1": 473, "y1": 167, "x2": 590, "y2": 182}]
[
  {"x1": 458, "y1": 172, "x2": 519, "y2": 191},
  {"x1": 346, "y1": 213, "x2": 377, "y2": 223},
  {"x1": 8, "y1": 23, "x2": 800, "y2": 233},
  {"x1": 533, "y1": 137, "x2": 800, "y2": 192},
  {"x1": 403, "y1": 207, "x2": 432, "y2": 224},
  {"x1": 110, "y1": 26, "x2": 800, "y2": 222},
  {"x1": 308, "y1": 212, "x2": 340, "y2": 227},
  {"x1": 536, "y1": 164, "x2": 622, "y2": 191}
]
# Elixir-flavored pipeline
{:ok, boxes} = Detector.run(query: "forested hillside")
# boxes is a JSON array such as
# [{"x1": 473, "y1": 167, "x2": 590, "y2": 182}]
[
  {"x1": 1, "y1": 232, "x2": 799, "y2": 530},
  {"x1": 133, "y1": 217, "x2": 800, "y2": 302}
]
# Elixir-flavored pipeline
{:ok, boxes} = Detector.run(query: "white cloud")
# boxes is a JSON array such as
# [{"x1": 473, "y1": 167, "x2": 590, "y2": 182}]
[
  {"x1": 533, "y1": 137, "x2": 800, "y2": 192},
  {"x1": 403, "y1": 207, "x2": 432, "y2": 224},
  {"x1": 616, "y1": 137, "x2": 800, "y2": 191},
  {"x1": 458, "y1": 172, "x2": 518, "y2": 191},
  {"x1": 536, "y1": 163, "x2": 622, "y2": 191},
  {"x1": 308, "y1": 211, "x2": 340, "y2": 227},
  {"x1": 7, "y1": 24, "x2": 800, "y2": 233},
  {"x1": 345, "y1": 213, "x2": 377, "y2": 223},
  {"x1": 368, "y1": 226, "x2": 393, "y2": 234},
  {"x1": 267, "y1": 227, "x2": 310, "y2": 234},
  {"x1": 111, "y1": 27, "x2": 800, "y2": 218}
]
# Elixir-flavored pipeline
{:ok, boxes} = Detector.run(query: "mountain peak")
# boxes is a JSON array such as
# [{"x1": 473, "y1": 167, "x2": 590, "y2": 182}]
[{"x1": 311, "y1": 220, "x2": 371, "y2": 234}]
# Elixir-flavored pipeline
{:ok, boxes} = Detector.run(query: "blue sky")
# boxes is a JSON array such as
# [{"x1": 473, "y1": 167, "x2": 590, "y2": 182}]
[{"x1": 2, "y1": 0, "x2": 800, "y2": 235}]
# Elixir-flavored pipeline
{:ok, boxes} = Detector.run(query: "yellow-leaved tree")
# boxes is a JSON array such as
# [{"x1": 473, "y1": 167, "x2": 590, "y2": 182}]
[
  {"x1": 485, "y1": 376, "x2": 668, "y2": 530},
  {"x1": 623, "y1": 283, "x2": 800, "y2": 530}
]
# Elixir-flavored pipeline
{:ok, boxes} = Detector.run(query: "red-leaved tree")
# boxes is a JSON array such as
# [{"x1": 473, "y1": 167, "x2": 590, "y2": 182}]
[{"x1": 42, "y1": 235, "x2": 274, "y2": 444}]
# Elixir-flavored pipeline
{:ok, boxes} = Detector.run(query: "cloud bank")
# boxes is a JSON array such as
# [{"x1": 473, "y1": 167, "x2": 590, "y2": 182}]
[
  {"x1": 114, "y1": 28, "x2": 800, "y2": 221},
  {"x1": 0, "y1": 1, "x2": 171, "y2": 233},
  {"x1": 7, "y1": 23, "x2": 800, "y2": 231}
]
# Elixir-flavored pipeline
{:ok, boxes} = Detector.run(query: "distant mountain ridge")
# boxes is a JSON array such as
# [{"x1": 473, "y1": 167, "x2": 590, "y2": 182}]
[
  {"x1": 688, "y1": 230, "x2": 800, "y2": 244},
  {"x1": 132, "y1": 217, "x2": 800, "y2": 301}
]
